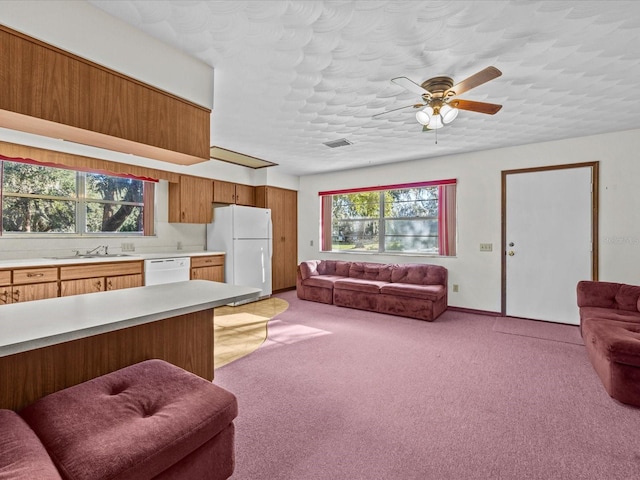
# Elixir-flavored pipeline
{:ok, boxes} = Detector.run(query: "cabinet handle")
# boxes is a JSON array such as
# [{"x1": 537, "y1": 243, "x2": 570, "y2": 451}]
[
  {"x1": 205, "y1": 259, "x2": 212, "y2": 263},
  {"x1": 107, "y1": 280, "x2": 113, "y2": 290},
  {"x1": 1, "y1": 290, "x2": 9, "y2": 304},
  {"x1": 12, "y1": 289, "x2": 20, "y2": 302},
  {"x1": 27, "y1": 272, "x2": 44, "y2": 278},
  {"x1": 96, "y1": 280, "x2": 102, "y2": 291}
]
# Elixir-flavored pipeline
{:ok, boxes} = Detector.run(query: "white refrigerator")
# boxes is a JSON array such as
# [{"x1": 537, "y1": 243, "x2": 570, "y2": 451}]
[{"x1": 206, "y1": 205, "x2": 272, "y2": 305}]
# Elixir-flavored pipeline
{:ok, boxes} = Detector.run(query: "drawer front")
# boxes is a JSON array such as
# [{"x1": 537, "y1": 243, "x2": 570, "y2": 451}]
[
  {"x1": 191, "y1": 255, "x2": 225, "y2": 268},
  {"x1": 13, "y1": 267, "x2": 58, "y2": 284},
  {"x1": 0, "y1": 271, "x2": 11, "y2": 286},
  {"x1": 60, "y1": 261, "x2": 143, "y2": 280}
]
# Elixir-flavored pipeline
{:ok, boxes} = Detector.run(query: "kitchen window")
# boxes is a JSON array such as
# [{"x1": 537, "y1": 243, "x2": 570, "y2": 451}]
[
  {"x1": 0, "y1": 157, "x2": 155, "y2": 236},
  {"x1": 319, "y1": 179, "x2": 456, "y2": 256}
]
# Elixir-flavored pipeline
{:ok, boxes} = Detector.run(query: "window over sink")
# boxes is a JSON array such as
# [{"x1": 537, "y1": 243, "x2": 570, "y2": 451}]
[{"x1": 0, "y1": 156, "x2": 156, "y2": 236}]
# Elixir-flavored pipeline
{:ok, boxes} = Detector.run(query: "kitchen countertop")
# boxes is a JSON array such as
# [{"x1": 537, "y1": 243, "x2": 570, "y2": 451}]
[
  {"x1": 0, "y1": 251, "x2": 225, "y2": 269},
  {"x1": 0, "y1": 280, "x2": 259, "y2": 357}
]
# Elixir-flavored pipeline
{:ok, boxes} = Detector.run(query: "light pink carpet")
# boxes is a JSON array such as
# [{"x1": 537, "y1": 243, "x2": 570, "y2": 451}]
[{"x1": 215, "y1": 291, "x2": 639, "y2": 480}]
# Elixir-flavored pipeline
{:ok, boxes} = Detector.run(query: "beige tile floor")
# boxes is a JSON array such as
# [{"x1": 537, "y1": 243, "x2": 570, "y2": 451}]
[{"x1": 213, "y1": 297, "x2": 289, "y2": 369}]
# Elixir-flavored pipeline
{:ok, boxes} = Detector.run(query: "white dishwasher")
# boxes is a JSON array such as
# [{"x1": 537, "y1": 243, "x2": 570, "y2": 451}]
[{"x1": 144, "y1": 257, "x2": 190, "y2": 285}]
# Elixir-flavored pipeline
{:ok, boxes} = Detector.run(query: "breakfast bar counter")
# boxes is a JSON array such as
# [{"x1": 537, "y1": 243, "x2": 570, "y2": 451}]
[{"x1": 0, "y1": 280, "x2": 260, "y2": 410}]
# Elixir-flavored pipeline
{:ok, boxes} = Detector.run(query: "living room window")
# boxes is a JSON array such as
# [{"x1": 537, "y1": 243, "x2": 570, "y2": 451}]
[
  {"x1": 0, "y1": 157, "x2": 156, "y2": 236},
  {"x1": 319, "y1": 180, "x2": 456, "y2": 256}
]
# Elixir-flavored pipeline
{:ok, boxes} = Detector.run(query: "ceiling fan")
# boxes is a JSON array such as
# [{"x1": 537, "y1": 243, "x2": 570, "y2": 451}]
[{"x1": 374, "y1": 66, "x2": 503, "y2": 131}]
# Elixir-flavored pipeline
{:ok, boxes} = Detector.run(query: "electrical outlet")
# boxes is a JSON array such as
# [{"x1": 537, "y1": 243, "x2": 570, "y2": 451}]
[
  {"x1": 480, "y1": 243, "x2": 493, "y2": 252},
  {"x1": 121, "y1": 242, "x2": 135, "y2": 252},
  {"x1": 453, "y1": 284, "x2": 459, "y2": 293},
  {"x1": 177, "y1": 241, "x2": 183, "y2": 250}
]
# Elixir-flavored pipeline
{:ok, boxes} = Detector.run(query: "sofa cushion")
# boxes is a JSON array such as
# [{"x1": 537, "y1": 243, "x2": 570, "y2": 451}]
[
  {"x1": 583, "y1": 319, "x2": 640, "y2": 366},
  {"x1": 317, "y1": 260, "x2": 350, "y2": 276},
  {"x1": 380, "y1": 283, "x2": 445, "y2": 301},
  {"x1": 580, "y1": 307, "x2": 640, "y2": 325},
  {"x1": 347, "y1": 262, "x2": 393, "y2": 282},
  {"x1": 391, "y1": 263, "x2": 447, "y2": 286},
  {"x1": 304, "y1": 275, "x2": 345, "y2": 289},
  {"x1": 20, "y1": 359, "x2": 237, "y2": 480},
  {"x1": 334, "y1": 278, "x2": 387, "y2": 294},
  {"x1": 0, "y1": 409, "x2": 62, "y2": 480},
  {"x1": 299, "y1": 260, "x2": 320, "y2": 280}
]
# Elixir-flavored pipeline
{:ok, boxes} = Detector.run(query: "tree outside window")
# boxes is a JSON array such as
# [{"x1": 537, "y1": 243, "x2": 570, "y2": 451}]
[{"x1": 1, "y1": 160, "x2": 153, "y2": 235}]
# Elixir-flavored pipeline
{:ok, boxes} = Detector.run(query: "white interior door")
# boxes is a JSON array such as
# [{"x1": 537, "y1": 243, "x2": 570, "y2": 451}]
[{"x1": 505, "y1": 166, "x2": 594, "y2": 325}]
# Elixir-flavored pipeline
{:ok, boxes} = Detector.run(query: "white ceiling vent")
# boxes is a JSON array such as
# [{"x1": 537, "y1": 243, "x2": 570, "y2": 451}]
[{"x1": 323, "y1": 138, "x2": 353, "y2": 148}]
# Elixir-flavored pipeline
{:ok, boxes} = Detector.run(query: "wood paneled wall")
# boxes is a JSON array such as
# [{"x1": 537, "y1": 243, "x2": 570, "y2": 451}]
[{"x1": 0, "y1": 26, "x2": 210, "y2": 166}]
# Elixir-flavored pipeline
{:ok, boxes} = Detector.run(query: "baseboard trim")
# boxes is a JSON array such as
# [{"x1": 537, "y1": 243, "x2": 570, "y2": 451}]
[{"x1": 447, "y1": 306, "x2": 502, "y2": 317}]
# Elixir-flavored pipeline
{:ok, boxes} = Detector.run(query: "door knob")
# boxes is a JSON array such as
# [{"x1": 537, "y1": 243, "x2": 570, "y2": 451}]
[{"x1": 508, "y1": 251, "x2": 515, "y2": 256}]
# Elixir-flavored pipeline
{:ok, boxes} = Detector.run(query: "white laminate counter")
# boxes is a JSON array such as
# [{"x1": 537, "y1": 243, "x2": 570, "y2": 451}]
[
  {"x1": 0, "y1": 251, "x2": 225, "y2": 269},
  {"x1": 0, "y1": 280, "x2": 259, "y2": 357}
]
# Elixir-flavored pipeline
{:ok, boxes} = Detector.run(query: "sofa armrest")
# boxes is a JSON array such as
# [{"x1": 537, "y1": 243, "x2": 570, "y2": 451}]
[{"x1": 298, "y1": 260, "x2": 320, "y2": 280}]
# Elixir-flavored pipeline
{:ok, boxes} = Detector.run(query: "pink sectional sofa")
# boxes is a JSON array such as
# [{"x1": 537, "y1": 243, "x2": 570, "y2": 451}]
[
  {"x1": 577, "y1": 280, "x2": 640, "y2": 407},
  {"x1": 0, "y1": 360, "x2": 237, "y2": 479},
  {"x1": 297, "y1": 260, "x2": 448, "y2": 321}
]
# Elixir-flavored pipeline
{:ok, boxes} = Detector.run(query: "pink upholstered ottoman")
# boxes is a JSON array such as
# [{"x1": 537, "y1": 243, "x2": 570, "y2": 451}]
[{"x1": 19, "y1": 359, "x2": 237, "y2": 480}]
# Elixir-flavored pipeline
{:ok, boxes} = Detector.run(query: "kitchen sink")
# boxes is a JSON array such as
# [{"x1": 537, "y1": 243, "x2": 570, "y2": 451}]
[{"x1": 46, "y1": 254, "x2": 133, "y2": 260}]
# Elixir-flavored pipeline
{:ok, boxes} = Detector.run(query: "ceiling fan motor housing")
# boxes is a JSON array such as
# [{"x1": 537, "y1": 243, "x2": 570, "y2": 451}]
[{"x1": 420, "y1": 76, "x2": 454, "y2": 97}]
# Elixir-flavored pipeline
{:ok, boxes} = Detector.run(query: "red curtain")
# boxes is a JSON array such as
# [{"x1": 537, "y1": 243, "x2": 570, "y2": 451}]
[{"x1": 438, "y1": 184, "x2": 457, "y2": 256}]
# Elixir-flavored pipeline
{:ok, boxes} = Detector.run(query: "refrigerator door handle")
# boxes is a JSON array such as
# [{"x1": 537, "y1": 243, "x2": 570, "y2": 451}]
[{"x1": 268, "y1": 218, "x2": 273, "y2": 259}]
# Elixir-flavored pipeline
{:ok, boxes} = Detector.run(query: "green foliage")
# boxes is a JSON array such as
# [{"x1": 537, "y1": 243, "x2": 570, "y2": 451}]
[{"x1": 1, "y1": 162, "x2": 146, "y2": 234}]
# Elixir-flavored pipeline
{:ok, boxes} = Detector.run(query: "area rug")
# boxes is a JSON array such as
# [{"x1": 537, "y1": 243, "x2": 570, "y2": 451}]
[
  {"x1": 213, "y1": 297, "x2": 288, "y2": 368},
  {"x1": 216, "y1": 291, "x2": 639, "y2": 480},
  {"x1": 493, "y1": 316, "x2": 584, "y2": 345}
]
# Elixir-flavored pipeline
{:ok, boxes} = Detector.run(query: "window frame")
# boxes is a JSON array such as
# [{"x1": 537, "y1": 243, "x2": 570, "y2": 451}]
[
  {"x1": 319, "y1": 179, "x2": 457, "y2": 256},
  {"x1": 0, "y1": 156, "x2": 156, "y2": 237}
]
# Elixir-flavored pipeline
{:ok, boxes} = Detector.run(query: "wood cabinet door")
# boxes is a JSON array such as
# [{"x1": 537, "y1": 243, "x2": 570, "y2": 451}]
[
  {"x1": 234, "y1": 183, "x2": 256, "y2": 206},
  {"x1": 60, "y1": 278, "x2": 105, "y2": 296},
  {"x1": 0, "y1": 286, "x2": 12, "y2": 305},
  {"x1": 282, "y1": 188, "x2": 298, "y2": 289},
  {"x1": 191, "y1": 266, "x2": 224, "y2": 282},
  {"x1": 106, "y1": 274, "x2": 143, "y2": 291},
  {"x1": 170, "y1": 175, "x2": 213, "y2": 223},
  {"x1": 261, "y1": 186, "x2": 297, "y2": 291},
  {"x1": 12, "y1": 283, "x2": 58, "y2": 303},
  {"x1": 213, "y1": 180, "x2": 236, "y2": 204}
]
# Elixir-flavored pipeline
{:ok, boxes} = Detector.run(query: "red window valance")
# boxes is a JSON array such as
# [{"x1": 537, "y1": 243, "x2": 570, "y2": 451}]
[{"x1": 0, "y1": 154, "x2": 159, "y2": 183}]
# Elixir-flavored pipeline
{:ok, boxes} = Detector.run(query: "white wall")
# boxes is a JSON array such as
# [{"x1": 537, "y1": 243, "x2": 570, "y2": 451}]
[{"x1": 297, "y1": 128, "x2": 640, "y2": 312}]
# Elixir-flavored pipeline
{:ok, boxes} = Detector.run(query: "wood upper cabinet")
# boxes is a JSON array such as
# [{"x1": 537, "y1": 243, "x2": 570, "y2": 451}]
[
  {"x1": 0, "y1": 26, "x2": 210, "y2": 165},
  {"x1": 169, "y1": 175, "x2": 214, "y2": 223},
  {"x1": 213, "y1": 180, "x2": 255, "y2": 206},
  {"x1": 60, "y1": 261, "x2": 143, "y2": 297},
  {"x1": 255, "y1": 186, "x2": 298, "y2": 291},
  {"x1": 190, "y1": 255, "x2": 225, "y2": 282}
]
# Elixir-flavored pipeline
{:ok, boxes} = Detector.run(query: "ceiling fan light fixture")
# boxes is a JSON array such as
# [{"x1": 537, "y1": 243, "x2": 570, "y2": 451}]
[
  {"x1": 427, "y1": 114, "x2": 444, "y2": 129},
  {"x1": 440, "y1": 104, "x2": 459, "y2": 124},
  {"x1": 415, "y1": 106, "x2": 433, "y2": 125}
]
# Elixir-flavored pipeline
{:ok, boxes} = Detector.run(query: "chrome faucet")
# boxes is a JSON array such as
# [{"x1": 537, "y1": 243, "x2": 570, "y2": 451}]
[{"x1": 85, "y1": 245, "x2": 108, "y2": 255}]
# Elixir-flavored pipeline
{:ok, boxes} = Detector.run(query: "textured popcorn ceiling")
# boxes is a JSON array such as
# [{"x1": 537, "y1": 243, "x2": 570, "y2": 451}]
[{"x1": 89, "y1": 0, "x2": 640, "y2": 176}]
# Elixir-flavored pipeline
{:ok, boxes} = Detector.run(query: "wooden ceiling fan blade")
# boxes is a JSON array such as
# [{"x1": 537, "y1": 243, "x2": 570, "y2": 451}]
[
  {"x1": 391, "y1": 77, "x2": 431, "y2": 96},
  {"x1": 451, "y1": 99, "x2": 502, "y2": 115},
  {"x1": 372, "y1": 103, "x2": 425, "y2": 118},
  {"x1": 445, "y1": 66, "x2": 502, "y2": 97}
]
